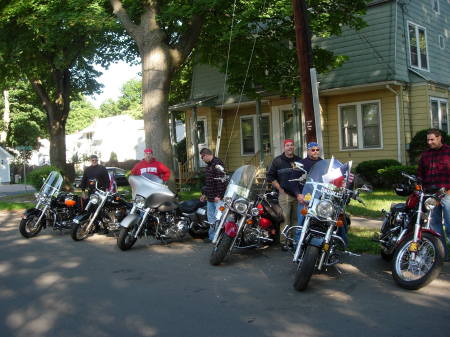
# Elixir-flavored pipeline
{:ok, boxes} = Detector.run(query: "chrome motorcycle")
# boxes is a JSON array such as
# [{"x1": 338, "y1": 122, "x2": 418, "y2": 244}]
[
  {"x1": 284, "y1": 158, "x2": 371, "y2": 291},
  {"x1": 71, "y1": 180, "x2": 131, "y2": 241},
  {"x1": 19, "y1": 171, "x2": 81, "y2": 238},
  {"x1": 375, "y1": 172, "x2": 445, "y2": 289},
  {"x1": 209, "y1": 165, "x2": 283, "y2": 265},
  {"x1": 116, "y1": 173, "x2": 206, "y2": 250}
]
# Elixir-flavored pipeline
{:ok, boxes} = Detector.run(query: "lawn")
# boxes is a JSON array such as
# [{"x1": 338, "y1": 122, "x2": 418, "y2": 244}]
[
  {"x1": 346, "y1": 188, "x2": 404, "y2": 218},
  {"x1": 0, "y1": 193, "x2": 35, "y2": 211}
]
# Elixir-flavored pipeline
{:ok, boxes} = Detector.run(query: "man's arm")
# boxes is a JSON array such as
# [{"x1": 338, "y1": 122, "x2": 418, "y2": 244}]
[{"x1": 159, "y1": 162, "x2": 171, "y2": 182}]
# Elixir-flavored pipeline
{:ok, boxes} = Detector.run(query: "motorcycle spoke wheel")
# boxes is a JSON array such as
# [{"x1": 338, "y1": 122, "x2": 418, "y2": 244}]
[
  {"x1": 71, "y1": 220, "x2": 92, "y2": 241},
  {"x1": 19, "y1": 215, "x2": 43, "y2": 238},
  {"x1": 117, "y1": 226, "x2": 138, "y2": 251},
  {"x1": 392, "y1": 233, "x2": 444, "y2": 290}
]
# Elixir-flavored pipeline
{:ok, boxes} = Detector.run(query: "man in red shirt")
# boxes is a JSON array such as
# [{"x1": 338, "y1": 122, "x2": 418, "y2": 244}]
[
  {"x1": 131, "y1": 148, "x2": 171, "y2": 182},
  {"x1": 417, "y1": 128, "x2": 450, "y2": 260}
]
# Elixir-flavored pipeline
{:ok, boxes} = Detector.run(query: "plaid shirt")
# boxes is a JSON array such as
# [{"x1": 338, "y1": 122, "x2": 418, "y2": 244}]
[
  {"x1": 417, "y1": 143, "x2": 450, "y2": 190},
  {"x1": 202, "y1": 157, "x2": 228, "y2": 201}
]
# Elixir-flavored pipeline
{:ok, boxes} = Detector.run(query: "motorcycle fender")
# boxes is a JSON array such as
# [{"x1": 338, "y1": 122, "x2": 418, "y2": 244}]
[
  {"x1": 119, "y1": 214, "x2": 140, "y2": 228},
  {"x1": 420, "y1": 228, "x2": 441, "y2": 238},
  {"x1": 22, "y1": 208, "x2": 42, "y2": 219},
  {"x1": 73, "y1": 212, "x2": 90, "y2": 224},
  {"x1": 309, "y1": 236, "x2": 324, "y2": 248}
]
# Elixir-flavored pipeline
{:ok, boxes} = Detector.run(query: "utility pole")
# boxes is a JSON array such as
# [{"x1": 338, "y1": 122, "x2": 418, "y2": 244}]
[{"x1": 292, "y1": 0, "x2": 316, "y2": 143}]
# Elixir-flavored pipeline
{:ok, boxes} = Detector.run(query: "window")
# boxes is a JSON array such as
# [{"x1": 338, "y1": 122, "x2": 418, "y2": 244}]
[
  {"x1": 339, "y1": 101, "x2": 382, "y2": 150},
  {"x1": 240, "y1": 115, "x2": 270, "y2": 155},
  {"x1": 408, "y1": 22, "x2": 429, "y2": 70},
  {"x1": 430, "y1": 97, "x2": 449, "y2": 132},
  {"x1": 439, "y1": 34, "x2": 445, "y2": 49},
  {"x1": 432, "y1": 0, "x2": 440, "y2": 13}
]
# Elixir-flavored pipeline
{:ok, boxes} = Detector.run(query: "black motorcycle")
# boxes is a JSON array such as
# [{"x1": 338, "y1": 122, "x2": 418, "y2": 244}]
[
  {"x1": 71, "y1": 180, "x2": 131, "y2": 241},
  {"x1": 19, "y1": 171, "x2": 81, "y2": 238}
]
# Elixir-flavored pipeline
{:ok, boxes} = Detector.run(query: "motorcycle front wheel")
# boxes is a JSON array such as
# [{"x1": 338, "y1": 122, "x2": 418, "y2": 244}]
[
  {"x1": 209, "y1": 233, "x2": 233, "y2": 266},
  {"x1": 392, "y1": 232, "x2": 444, "y2": 290},
  {"x1": 293, "y1": 245, "x2": 320, "y2": 291},
  {"x1": 71, "y1": 217, "x2": 93, "y2": 241},
  {"x1": 117, "y1": 226, "x2": 138, "y2": 251},
  {"x1": 19, "y1": 214, "x2": 44, "y2": 238}
]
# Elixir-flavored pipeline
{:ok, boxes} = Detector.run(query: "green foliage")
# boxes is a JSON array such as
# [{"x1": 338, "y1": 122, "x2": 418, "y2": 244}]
[
  {"x1": 174, "y1": 138, "x2": 187, "y2": 163},
  {"x1": 66, "y1": 97, "x2": 100, "y2": 134},
  {"x1": 27, "y1": 166, "x2": 61, "y2": 190},
  {"x1": 355, "y1": 159, "x2": 401, "y2": 187},
  {"x1": 169, "y1": 59, "x2": 192, "y2": 107},
  {"x1": 377, "y1": 165, "x2": 418, "y2": 187},
  {"x1": 346, "y1": 189, "x2": 404, "y2": 218},
  {"x1": 408, "y1": 129, "x2": 450, "y2": 164}
]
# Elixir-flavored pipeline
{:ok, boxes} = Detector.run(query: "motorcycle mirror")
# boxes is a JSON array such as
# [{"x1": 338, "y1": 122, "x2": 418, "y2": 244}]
[
  {"x1": 215, "y1": 164, "x2": 225, "y2": 173},
  {"x1": 360, "y1": 185, "x2": 373, "y2": 193},
  {"x1": 293, "y1": 162, "x2": 304, "y2": 169}
]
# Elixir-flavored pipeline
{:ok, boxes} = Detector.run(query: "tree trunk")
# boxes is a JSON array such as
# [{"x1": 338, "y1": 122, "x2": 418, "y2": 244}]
[{"x1": 1, "y1": 90, "x2": 9, "y2": 143}]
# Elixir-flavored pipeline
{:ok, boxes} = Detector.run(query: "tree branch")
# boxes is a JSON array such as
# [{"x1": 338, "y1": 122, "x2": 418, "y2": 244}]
[
  {"x1": 171, "y1": 13, "x2": 204, "y2": 69},
  {"x1": 110, "y1": 0, "x2": 141, "y2": 43}
]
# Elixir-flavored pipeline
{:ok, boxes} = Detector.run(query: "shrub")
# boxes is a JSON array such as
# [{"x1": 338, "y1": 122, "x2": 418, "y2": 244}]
[
  {"x1": 175, "y1": 138, "x2": 187, "y2": 163},
  {"x1": 377, "y1": 165, "x2": 418, "y2": 187},
  {"x1": 27, "y1": 165, "x2": 61, "y2": 190},
  {"x1": 408, "y1": 129, "x2": 450, "y2": 164},
  {"x1": 355, "y1": 159, "x2": 401, "y2": 187}
]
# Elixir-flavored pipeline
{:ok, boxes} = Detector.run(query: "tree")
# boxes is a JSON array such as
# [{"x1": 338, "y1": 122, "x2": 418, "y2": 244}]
[
  {"x1": 0, "y1": 0, "x2": 130, "y2": 172},
  {"x1": 66, "y1": 97, "x2": 100, "y2": 134}
]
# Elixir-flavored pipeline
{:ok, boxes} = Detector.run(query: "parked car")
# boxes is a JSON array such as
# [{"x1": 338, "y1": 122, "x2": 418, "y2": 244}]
[{"x1": 73, "y1": 167, "x2": 129, "y2": 188}]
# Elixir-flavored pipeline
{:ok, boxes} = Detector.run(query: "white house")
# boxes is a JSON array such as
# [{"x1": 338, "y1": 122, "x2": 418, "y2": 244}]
[{"x1": 0, "y1": 146, "x2": 13, "y2": 184}]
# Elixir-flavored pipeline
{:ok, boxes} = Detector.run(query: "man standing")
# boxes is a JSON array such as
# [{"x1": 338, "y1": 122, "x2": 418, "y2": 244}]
[
  {"x1": 296, "y1": 142, "x2": 323, "y2": 203},
  {"x1": 79, "y1": 155, "x2": 110, "y2": 198},
  {"x1": 199, "y1": 148, "x2": 228, "y2": 242},
  {"x1": 267, "y1": 139, "x2": 302, "y2": 240},
  {"x1": 417, "y1": 128, "x2": 450, "y2": 260},
  {"x1": 131, "y1": 148, "x2": 171, "y2": 182}
]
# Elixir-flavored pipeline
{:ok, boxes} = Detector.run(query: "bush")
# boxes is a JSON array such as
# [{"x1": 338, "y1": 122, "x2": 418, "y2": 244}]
[
  {"x1": 175, "y1": 138, "x2": 187, "y2": 163},
  {"x1": 408, "y1": 129, "x2": 450, "y2": 164},
  {"x1": 377, "y1": 165, "x2": 418, "y2": 187},
  {"x1": 355, "y1": 159, "x2": 401, "y2": 187},
  {"x1": 27, "y1": 165, "x2": 61, "y2": 190}
]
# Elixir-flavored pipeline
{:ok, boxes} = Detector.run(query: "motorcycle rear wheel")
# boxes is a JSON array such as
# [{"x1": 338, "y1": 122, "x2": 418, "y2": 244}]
[
  {"x1": 293, "y1": 245, "x2": 320, "y2": 291},
  {"x1": 392, "y1": 232, "x2": 444, "y2": 290},
  {"x1": 210, "y1": 233, "x2": 233, "y2": 266},
  {"x1": 117, "y1": 226, "x2": 138, "y2": 251},
  {"x1": 71, "y1": 218, "x2": 93, "y2": 241},
  {"x1": 189, "y1": 223, "x2": 209, "y2": 239},
  {"x1": 19, "y1": 214, "x2": 44, "y2": 238}
]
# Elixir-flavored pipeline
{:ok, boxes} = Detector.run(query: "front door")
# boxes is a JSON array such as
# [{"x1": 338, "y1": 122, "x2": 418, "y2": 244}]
[{"x1": 197, "y1": 117, "x2": 208, "y2": 167}]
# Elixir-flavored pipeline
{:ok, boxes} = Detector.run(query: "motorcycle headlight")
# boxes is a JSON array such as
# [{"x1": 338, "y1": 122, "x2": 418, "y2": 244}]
[
  {"x1": 135, "y1": 195, "x2": 145, "y2": 209},
  {"x1": 316, "y1": 200, "x2": 334, "y2": 218},
  {"x1": 424, "y1": 197, "x2": 438, "y2": 210},
  {"x1": 89, "y1": 194, "x2": 100, "y2": 205},
  {"x1": 250, "y1": 207, "x2": 260, "y2": 216},
  {"x1": 223, "y1": 196, "x2": 233, "y2": 206},
  {"x1": 233, "y1": 199, "x2": 248, "y2": 214}
]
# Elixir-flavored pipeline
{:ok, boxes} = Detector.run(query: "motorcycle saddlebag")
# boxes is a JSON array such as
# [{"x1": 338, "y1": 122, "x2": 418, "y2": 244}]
[{"x1": 262, "y1": 200, "x2": 284, "y2": 223}]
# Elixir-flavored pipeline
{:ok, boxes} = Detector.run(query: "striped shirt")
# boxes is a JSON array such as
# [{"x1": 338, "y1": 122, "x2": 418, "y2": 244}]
[{"x1": 417, "y1": 143, "x2": 450, "y2": 190}]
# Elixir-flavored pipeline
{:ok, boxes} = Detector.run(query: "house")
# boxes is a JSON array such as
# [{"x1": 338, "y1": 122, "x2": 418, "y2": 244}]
[
  {"x1": 0, "y1": 146, "x2": 13, "y2": 184},
  {"x1": 171, "y1": 0, "x2": 449, "y2": 174}
]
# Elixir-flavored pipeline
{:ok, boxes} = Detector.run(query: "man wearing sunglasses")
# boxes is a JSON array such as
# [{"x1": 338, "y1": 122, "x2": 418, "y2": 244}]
[{"x1": 79, "y1": 154, "x2": 110, "y2": 199}]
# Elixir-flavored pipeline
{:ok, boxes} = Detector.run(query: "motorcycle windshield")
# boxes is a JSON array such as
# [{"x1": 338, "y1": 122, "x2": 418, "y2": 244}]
[
  {"x1": 224, "y1": 165, "x2": 265, "y2": 200},
  {"x1": 302, "y1": 158, "x2": 351, "y2": 199},
  {"x1": 128, "y1": 173, "x2": 174, "y2": 200},
  {"x1": 40, "y1": 171, "x2": 63, "y2": 197}
]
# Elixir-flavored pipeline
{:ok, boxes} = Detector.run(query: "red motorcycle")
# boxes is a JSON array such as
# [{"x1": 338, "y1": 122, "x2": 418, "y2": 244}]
[{"x1": 376, "y1": 172, "x2": 445, "y2": 289}]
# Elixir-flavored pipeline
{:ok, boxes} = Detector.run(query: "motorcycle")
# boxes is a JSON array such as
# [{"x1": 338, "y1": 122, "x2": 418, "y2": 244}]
[
  {"x1": 284, "y1": 158, "x2": 371, "y2": 291},
  {"x1": 71, "y1": 179, "x2": 131, "y2": 241},
  {"x1": 116, "y1": 173, "x2": 207, "y2": 251},
  {"x1": 19, "y1": 171, "x2": 82, "y2": 238},
  {"x1": 209, "y1": 165, "x2": 284, "y2": 266},
  {"x1": 374, "y1": 172, "x2": 445, "y2": 290}
]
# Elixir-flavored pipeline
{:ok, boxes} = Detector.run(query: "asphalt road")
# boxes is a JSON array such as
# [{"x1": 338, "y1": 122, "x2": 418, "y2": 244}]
[{"x1": 0, "y1": 211, "x2": 449, "y2": 337}]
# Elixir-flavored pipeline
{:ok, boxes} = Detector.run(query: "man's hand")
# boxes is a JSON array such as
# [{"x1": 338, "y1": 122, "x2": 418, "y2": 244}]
[
  {"x1": 200, "y1": 194, "x2": 206, "y2": 202},
  {"x1": 81, "y1": 191, "x2": 87, "y2": 199},
  {"x1": 214, "y1": 197, "x2": 221, "y2": 202},
  {"x1": 297, "y1": 194, "x2": 304, "y2": 204}
]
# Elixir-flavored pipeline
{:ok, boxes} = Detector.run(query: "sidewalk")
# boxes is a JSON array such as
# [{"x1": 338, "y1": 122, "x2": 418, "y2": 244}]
[{"x1": 0, "y1": 184, "x2": 36, "y2": 197}]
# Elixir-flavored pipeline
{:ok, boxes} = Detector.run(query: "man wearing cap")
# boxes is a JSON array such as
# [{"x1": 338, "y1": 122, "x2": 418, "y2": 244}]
[
  {"x1": 297, "y1": 142, "x2": 323, "y2": 203},
  {"x1": 131, "y1": 148, "x2": 171, "y2": 182},
  {"x1": 79, "y1": 155, "x2": 110, "y2": 198},
  {"x1": 267, "y1": 139, "x2": 303, "y2": 241}
]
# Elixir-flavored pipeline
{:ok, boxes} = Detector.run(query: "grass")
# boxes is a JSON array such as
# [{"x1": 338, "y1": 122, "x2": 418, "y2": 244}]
[
  {"x1": 346, "y1": 188, "x2": 404, "y2": 218},
  {"x1": 0, "y1": 193, "x2": 35, "y2": 211},
  {"x1": 347, "y1": 226, "x2": 380, "y2": 254}
]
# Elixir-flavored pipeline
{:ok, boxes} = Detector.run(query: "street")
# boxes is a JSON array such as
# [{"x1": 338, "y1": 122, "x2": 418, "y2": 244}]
[{"x1": 0, "y1": 211, "x2": 449, "y2": 337}]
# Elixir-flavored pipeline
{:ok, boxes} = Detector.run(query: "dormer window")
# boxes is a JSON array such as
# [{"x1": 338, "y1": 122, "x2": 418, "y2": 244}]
[{"x1": 408, "y1": 22, "x2": 429, "y2": 71}]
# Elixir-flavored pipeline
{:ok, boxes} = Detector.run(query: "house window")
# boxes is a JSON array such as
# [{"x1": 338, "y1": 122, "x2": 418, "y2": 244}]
[
  {"x1": 240, "y1": 115, "x2": 270, "y2": 155},
  {"x1": 339, "y1": 101, "x2": 382, "y2": 150},
  {"x1": 430, "y1": 97, "x2": 449, "y2": 132},
  {"x1": 439, "y1": 34, "x2": 445, "y2": 49},
  {"x1": 408, "y1": 22, "x2": 429, "y2": 70},
  {"x1": 432, "y1": 0, "x2": 440, "y2": 13}
]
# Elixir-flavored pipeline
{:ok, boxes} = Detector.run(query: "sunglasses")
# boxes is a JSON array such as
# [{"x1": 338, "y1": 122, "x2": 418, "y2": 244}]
[{"x1": 310, "y1": 148, "x2": 320, "y2": 152}]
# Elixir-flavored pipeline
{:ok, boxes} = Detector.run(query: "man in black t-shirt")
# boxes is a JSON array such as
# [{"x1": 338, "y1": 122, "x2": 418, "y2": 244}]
[{"x1": 79, "y1": 155, "x2": 110, "y2": 198}]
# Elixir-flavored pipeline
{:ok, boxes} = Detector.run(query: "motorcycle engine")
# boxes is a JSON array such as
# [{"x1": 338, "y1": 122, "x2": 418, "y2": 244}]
[
  {"x1": 242, "y1": 226, "x2": 269, "y2": 244},
  {"x1": 159, "y1": 212, "x2": 189, "y2": 240}
]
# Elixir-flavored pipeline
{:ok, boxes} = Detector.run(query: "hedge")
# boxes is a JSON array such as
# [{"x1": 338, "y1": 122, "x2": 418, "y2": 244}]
[
  {"x1": 27, "y1": 165, "x2": 62, "y2": 190},
  {"x1": 354, "y1": 159, "x2": 401, "y2": 187}
]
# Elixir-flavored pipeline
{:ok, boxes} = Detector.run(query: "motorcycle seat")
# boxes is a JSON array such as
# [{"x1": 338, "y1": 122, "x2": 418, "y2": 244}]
[{"x1": 179, "y1": 199, "x2": 206, "y2": 213}]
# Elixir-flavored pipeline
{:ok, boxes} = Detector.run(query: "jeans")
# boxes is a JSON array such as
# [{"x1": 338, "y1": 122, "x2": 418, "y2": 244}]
[
  {"x1": 207, "y1": 200, "x2": 224, "y2": 240},
  {"x1": 430, "y1": 194, "x2": 450, "y2": 258},
  {"x1": 295, "y1": 203, "x2": 348, "y2": 247}
]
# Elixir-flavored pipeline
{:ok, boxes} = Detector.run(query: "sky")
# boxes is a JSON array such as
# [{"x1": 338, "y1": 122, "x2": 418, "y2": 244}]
[{"x1": 87, "y1": 61, "x2": 141, "y2": 108}]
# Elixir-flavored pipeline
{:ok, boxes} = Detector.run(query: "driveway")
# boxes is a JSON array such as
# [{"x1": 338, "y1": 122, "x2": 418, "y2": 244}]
[
  {"x1": 0, "y1": 211, "x2": 448, "y2": 337},
  {"x1": 0, "y1": 184, "x2": 35, "y2": 197}
]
